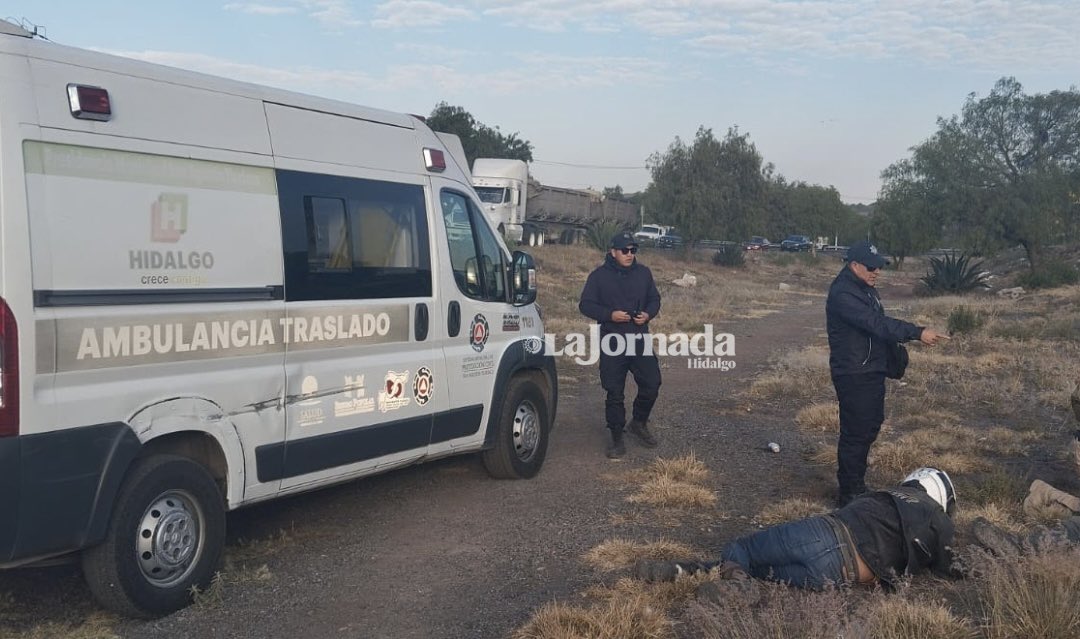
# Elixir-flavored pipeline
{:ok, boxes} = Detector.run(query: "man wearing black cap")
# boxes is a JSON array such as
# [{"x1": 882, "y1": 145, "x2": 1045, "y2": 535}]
[
  {"x1": 827, "y1": 240, "x2": 948, "y2": 506},
  {"x1": 579, "y1": 231, "x2": 662, "y2": 458}
]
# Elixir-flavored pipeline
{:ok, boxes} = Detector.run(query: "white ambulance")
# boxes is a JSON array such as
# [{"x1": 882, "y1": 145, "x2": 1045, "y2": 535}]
[{"x1": 0, "y1": 20, "x2": 557, "y2": 617}]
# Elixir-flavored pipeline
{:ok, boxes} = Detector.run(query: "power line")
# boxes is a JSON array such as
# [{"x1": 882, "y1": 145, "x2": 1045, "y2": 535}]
[{"x1": 532, "y1": 159, "x2": 646, "y2": 170}]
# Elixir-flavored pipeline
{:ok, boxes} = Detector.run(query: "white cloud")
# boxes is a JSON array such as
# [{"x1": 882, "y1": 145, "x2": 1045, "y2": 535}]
[
  {"x1": 300, "y1": 0, "x2": 363, "y2": 28},
  {"x1": 470, "y1": 0, "x2": 1080, "y2": 69},
  {"x1": 97, "y1": 49, "x2": 376, "y2": 94},
  {"x1": 372, "y1": 1, "x2": 475, "y2": 29},
  {"x1": 222, "y1": 3, "x2": 298, "y2": 16},
  {"x1": 96, "y1": 47, "x2": 669, "y2": 99}
]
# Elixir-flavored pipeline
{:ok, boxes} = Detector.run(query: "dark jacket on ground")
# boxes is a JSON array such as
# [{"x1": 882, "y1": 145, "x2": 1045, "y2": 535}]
[
  {"x1": 826, "y1": 266, "x2": 923, "y2": 377},
  {"x1": 579, "y1": 255, "x2": 661, "y2": 336},
  {"x1": 835, "y1": 485, "x2": 955, "y2": 587}
]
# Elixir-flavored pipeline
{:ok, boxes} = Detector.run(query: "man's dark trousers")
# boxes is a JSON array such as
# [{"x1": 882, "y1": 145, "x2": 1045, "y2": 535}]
[
  {"x1": 833, "y1": 372, "x2": 886, "y2": 497},
  {"x1": 600, "y1": 350, "x2": 661, "y2": 431}
]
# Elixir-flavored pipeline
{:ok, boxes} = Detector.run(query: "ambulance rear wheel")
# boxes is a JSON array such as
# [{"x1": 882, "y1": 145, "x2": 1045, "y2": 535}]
[
  {"x1": 82, "y1": 454, "x2": 226, "y2": 618},
  {"x1": 483, "y1": 377, "x2": 550, "y2": 479}
]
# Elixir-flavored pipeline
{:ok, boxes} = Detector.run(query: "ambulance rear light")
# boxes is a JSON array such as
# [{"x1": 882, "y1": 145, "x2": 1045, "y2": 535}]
[
  {"x1": 67, "y1": 84, "x2": 112, "y2": 121},
  {"x1": 0, "y1": 297, "x2": 18, "y2": 437},
  {"x1": 423, "y1": 148, "x2": 446, "y2": 172}
]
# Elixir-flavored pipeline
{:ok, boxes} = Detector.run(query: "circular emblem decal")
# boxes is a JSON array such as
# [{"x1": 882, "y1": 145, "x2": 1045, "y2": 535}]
[
  {"x1": 469, "y1": 314, "x2": 489, "y2": 352},
  {"x1": 522, "y1": 337, "x2": 543, "y2": 355},
  {"x1": 413, "y1": 366, "x2": 433, "y2": 405}
]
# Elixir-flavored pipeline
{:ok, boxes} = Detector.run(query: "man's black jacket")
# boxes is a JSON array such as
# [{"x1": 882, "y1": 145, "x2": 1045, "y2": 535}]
[
  {"x1": 826, "y1": 266, "x2": 922, "y2": 377},
  {"x1": 839, "y1": 485, "x2": 956, "y2": 587},
  {"x1": 579, "y1": 254, "x2": 661, "y2": 336}
]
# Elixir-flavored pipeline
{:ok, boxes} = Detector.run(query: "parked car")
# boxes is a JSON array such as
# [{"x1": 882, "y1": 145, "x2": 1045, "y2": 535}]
[
  {"x1": 780, "y1": 235, "x2": 814, "y2": 252},
  {"x1": 744, "y1": 236, "x2": 771, "y2": 251},
  {"x1": 655, "y1": 232, "x2": 684, "y2": 249}
]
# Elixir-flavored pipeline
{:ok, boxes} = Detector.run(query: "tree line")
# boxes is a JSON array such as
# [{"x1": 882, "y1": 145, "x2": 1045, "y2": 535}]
[
  {"x1": 875, "y1": 77, "x2": 1080, "y2": 269},
  {"x1": 428, "y1": 78, "x2": 1080, "y2": 268}
]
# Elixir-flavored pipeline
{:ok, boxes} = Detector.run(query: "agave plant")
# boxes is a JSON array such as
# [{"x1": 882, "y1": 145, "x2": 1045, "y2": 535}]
[
  {"x1": 585, "y1": 219, "x2": 628, "y2": 251},
  {"x1": 921, "y1": 252, "x2": 990, "y2": 294}
]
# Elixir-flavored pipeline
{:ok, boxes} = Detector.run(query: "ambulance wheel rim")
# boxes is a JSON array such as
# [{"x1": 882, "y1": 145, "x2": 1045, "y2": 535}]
[
  {"x1": 135, "y1": 489, "x2": 204, "y2": 588},
  {"x1": 512, "y1": 399, "x2": 540, "y2": 461}
]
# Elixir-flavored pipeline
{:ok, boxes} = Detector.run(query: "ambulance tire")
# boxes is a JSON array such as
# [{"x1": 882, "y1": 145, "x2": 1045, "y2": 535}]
[
  {"x1": 82, "y1": 454, "x2": 226, "y2": 618},
  {"x1": 482, "y1": 377, "x2": 550, "y2": 479}
]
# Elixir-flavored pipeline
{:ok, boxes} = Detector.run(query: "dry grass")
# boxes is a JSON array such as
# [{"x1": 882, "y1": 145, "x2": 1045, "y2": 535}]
[
  {"x1": 582, "y1": 539, "x2": 697, "y2": 573},
  {"x1": 6, "y1": 612, "x2": 120, "y2": 639},
  {"x1": 683, "y1": 581, "x2": 853, "y2": 639},
  {"x1": 512, "y1": 594, "x2": 674, "y2": 639},
  {"x1": 806, "y1": 442, "x2": 837, "y2": 467},
  {"x1": 860, "y1": 598, "x2": 977, "y2": 639},
  {"x1": 746, "y1": 346, "x2": 833, "y2": 404},
  {"x1": 633, "y1": 454, "x2": 710, "y2": 485},
  {"x1": 625, "y1": 454, "x2": 717, "y2": 510},
  {"x1": 755, "y1": 498, "x2": 831, "y2": 526},
  {"x1": 954, "y1": 502, "x2": 1026, "y2": 536},
  {"x1": 627, "y1": 476, "x2": 717, "y2": 510},
  {"x1": 963, "y1": 545, "x2": 1080, "y2": 639},
  {"x1": 795, "y1": 403, "x2": 840, "y2": 432},
  {"x1": 513, "y1": 575, "x2": 713, "y2": 639}
]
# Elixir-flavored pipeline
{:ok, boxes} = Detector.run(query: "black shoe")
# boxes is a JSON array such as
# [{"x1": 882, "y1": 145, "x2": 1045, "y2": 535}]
[
  {"x1": 971, "y1": 517, "x2": 1023, "y2": 557},
  {"x1": 606, "y1": 430, "x2": 626, "y2": 458},
  {"x1": 836, "y1": 493, "x2": 857, "y2": 509},
  {"x1": 628, "y1": 419, "x2": 659, "y2": 448}
]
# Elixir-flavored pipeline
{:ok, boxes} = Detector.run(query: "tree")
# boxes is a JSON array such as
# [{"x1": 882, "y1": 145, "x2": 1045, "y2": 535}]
[
  {"x1": 873, "y1": 159, "x2": 941, "y2": 268},
  {"x1": 645, "y1": 127, "x2": 768, "y2": 244},
  {"x1": 883, "y1": 78, "x2": 1080, "y2": 268},
  {"x1": 426, "y1": 102, "x2": 533, "y2": 167}
]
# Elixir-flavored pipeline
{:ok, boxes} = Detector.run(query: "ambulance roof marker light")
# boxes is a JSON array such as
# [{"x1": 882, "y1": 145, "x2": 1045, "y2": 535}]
[
  {"x1": 67, "y1": 84, "x2": 112, "y2": 121},
  {"x1": 423, "y1": 148, "x2": 446, "y2": 172}
]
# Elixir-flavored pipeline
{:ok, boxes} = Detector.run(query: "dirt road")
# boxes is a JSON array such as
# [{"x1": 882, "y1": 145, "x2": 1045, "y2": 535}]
[{"x1": 1, "y1": 295, "x2": 830, "y2": 639}]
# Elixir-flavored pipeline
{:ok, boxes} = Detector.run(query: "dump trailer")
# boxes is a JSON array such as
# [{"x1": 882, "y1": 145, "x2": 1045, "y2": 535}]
[{"x1": 471, "y1": 158, "x2": 639, "y2": 246}]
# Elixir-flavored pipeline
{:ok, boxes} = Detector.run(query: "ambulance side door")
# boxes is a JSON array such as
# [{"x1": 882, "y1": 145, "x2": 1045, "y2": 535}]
[
  {"x1": 427, "y1": 182, "x2": 515, "y2": 455},
  {"x1": 268, "y1": 169, "x2": 438, "y2": 492}
]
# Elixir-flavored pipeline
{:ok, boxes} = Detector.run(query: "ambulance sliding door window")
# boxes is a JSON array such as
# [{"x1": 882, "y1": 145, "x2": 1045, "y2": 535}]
[
  {"x1": 277, "y1": 170, "x2": 432, "y2": 301},
  {"x1": 440, "y1": 190, "x2": 509, "y2": 302}
]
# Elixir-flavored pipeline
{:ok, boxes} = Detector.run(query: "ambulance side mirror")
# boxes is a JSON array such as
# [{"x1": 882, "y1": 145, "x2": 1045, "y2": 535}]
[
  {"x1": 464, "y1": 257, "x2": 482, "y2": 297},
  {"x1": 511, "y1": 251, "x2": 537, "y2": 307}
]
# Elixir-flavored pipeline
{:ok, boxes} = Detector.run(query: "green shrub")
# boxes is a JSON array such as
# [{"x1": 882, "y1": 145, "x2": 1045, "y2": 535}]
[
  {"x1": 584, "y1": 219, "x2": 627, "y2": 252},
  {"x1": 712, "y1": 246, "x2": 746, "y2": 268},
  {"x1": 1015, "y1": 259, "x2": 1080, "y2": 290},
  {"x1": 921, "y1": 253, "x2": 990, "y2": 294},
  {"x1": 947, "y1": 305, "x2": 984, "y2": 335},
  {"x1": 771, "y1": 253, "x2": 796, "y2": 267}
]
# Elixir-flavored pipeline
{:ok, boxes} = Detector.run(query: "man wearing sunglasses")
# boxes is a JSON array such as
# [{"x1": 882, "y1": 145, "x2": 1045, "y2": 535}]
[
  {"x1": 579, "y1": 231, "x2": 662, "y2": 458},
  {"x1": 827, "y1": 240, "x2": 948, "y2": 507}
]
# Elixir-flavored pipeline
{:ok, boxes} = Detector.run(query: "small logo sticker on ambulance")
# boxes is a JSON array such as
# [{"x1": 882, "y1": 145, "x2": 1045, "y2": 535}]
[
  {"x1": 470, "y1": 314, "x2": 489, "y2": 352},
  {"x1": 413, "y1": 367, "x2": 433, "y2": 405}
]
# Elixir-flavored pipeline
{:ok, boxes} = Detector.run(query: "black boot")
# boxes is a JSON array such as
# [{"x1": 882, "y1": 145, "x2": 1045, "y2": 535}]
[
  {"x1": 606, "y1": 430, "x2": 626, "y2": 459},
  {"x1": 628, "y1": 419, "x2": 658, "y2": 448}
]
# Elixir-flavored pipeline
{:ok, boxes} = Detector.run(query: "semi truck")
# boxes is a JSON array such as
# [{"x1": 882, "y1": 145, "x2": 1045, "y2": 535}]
[{"x1": 471, "y1": 158, "x2": 639, "y2": 246}]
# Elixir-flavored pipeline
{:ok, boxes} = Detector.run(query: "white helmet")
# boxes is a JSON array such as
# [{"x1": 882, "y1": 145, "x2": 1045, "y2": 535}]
[{"x1": 901, "y1": 467, "x2": 956, "y2": 514}]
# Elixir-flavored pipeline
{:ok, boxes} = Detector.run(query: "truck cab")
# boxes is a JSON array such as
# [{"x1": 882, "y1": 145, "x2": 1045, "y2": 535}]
[{"x1": 471, "y1": 159, "x2": 530, "y2": 245}]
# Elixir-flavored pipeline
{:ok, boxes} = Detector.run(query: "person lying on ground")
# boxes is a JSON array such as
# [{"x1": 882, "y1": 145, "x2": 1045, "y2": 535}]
[
  {"x1": 973, "y1": 425, "x2": 1080, "y2": 554},
  {"x1": 636, "y1": 467, "x2": 956, "y2": 590}
]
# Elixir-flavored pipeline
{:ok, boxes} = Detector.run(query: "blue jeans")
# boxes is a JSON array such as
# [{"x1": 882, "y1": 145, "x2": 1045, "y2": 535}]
[{"x1": 721, "y1": 516, "x2": 852, "y2": 589}]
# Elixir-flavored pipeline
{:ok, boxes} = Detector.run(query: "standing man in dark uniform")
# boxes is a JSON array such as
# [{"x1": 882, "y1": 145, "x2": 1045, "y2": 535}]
[
  {"x1": 579, "y1": 231, "x2": 662, "y2": 458},
  {"x1": 827, "y1": 241, "x2": 948, "y2": 507}
]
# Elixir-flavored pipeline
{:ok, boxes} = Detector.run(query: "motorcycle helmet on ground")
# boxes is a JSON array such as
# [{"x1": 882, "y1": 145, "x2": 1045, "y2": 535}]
[{"x1": 901, "y1": 467, "x2": 956, "y2": 515}]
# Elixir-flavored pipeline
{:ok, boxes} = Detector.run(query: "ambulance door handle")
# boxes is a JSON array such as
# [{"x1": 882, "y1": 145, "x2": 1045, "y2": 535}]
[
  {"x1": 415, "y1": 303, "x2": 429, "y2": 341},
  {"x1": 448, "y1": 301, "x2": 461, "y2": 337}
]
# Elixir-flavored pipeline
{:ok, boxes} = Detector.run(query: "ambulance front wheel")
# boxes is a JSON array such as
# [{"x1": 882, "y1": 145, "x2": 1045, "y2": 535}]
[
  {"x1": 482, "y1": 377, "x2": 550, "y2": 479},
  {"x1": 82, "y1": 454, "x2": 226, "y2": 618}
]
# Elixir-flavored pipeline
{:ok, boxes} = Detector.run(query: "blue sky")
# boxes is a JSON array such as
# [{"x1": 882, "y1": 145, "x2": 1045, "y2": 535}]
[{"x1": 6, "y1": 1, "x2": 1079, "y2": 203}]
